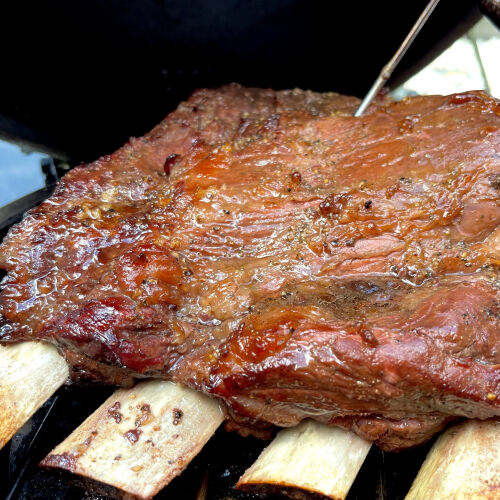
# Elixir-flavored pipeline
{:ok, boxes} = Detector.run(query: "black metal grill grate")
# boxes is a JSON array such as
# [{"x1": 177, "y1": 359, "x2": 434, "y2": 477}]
[{"x1": 0, "y1": 383, "x2": 436, "y2": 499}]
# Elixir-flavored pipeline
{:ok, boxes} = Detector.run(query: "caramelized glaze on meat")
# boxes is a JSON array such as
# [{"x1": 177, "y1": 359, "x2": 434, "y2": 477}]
[{"x1": 1, "y1": 85, "x2": 500, "y2": 450}]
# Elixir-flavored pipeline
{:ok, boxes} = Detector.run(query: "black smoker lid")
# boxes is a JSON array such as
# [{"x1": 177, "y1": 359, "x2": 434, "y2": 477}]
[{"x1": 0, "y1": 0, "x2": 482, "y2": 163}]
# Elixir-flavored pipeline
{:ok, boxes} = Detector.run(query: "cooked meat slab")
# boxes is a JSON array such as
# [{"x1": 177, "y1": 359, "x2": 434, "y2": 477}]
[{"x1": 1, "y1": 85, "x2": 500, "y2": 450}]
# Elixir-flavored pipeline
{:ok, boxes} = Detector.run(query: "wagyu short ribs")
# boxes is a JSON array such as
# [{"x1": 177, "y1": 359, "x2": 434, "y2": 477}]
[{"x1": 1, "y1": 84, "x2": 500, "y2": 450}]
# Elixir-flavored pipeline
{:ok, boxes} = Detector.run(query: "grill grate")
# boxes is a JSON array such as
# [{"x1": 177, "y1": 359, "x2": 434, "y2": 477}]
[{"x1": 1, "y1": 385, "x2": 436, "y2": 499}]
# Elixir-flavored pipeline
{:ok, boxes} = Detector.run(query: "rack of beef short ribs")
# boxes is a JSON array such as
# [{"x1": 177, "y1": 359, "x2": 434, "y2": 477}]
[{"x1": 1, "y1": 84, "x2": 500, "y2": 453}]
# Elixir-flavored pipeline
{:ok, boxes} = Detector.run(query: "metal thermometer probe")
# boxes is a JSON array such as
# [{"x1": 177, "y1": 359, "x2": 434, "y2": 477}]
[{"x1": 354, "y1": 0, "x2": 441, "y2": 117}]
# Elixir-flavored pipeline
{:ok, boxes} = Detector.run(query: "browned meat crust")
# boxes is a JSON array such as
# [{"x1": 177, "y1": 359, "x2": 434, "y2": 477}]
[{"x1": 1, "y1": 84, "x2": 500, "y2": 450}]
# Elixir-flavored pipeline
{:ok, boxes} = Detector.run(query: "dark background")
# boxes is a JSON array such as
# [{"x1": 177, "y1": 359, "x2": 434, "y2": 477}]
[{"x1": 0, "y1": 0, "x2": 482, "y2": 163}]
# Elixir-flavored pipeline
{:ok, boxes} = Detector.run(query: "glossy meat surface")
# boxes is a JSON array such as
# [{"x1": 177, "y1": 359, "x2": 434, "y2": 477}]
[{"x1": 1, "y1": 85, "x2": 500, "y2": 450}]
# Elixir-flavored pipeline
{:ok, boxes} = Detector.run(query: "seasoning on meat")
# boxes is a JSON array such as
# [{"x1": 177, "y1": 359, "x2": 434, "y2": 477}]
[{"x1": 1, "y1": 84, "x2": 500, "y2": 451}]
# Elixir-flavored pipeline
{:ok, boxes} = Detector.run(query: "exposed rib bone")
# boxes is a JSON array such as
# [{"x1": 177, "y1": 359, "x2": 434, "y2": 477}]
[
  {"x1": 236, "y1": 419, "x2": 372, "y2": 499},
  {"x1": 0, "y1": 342, "x2": 69, "y2": 449},
  {"x1": 406, "y1": 419, "x2": 500, "y2": 500},
  {"x1": 41, "y1": 379, "x2": 224, "y2": 499}
]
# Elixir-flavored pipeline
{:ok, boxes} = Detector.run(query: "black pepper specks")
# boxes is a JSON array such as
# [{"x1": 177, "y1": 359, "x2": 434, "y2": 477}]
[
  {"x1": 489, "y1": 174, "x2": 500, "y2": 190},
  {"x1": 172, "y1": 408, "x2": 184, "y2": 425}
]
